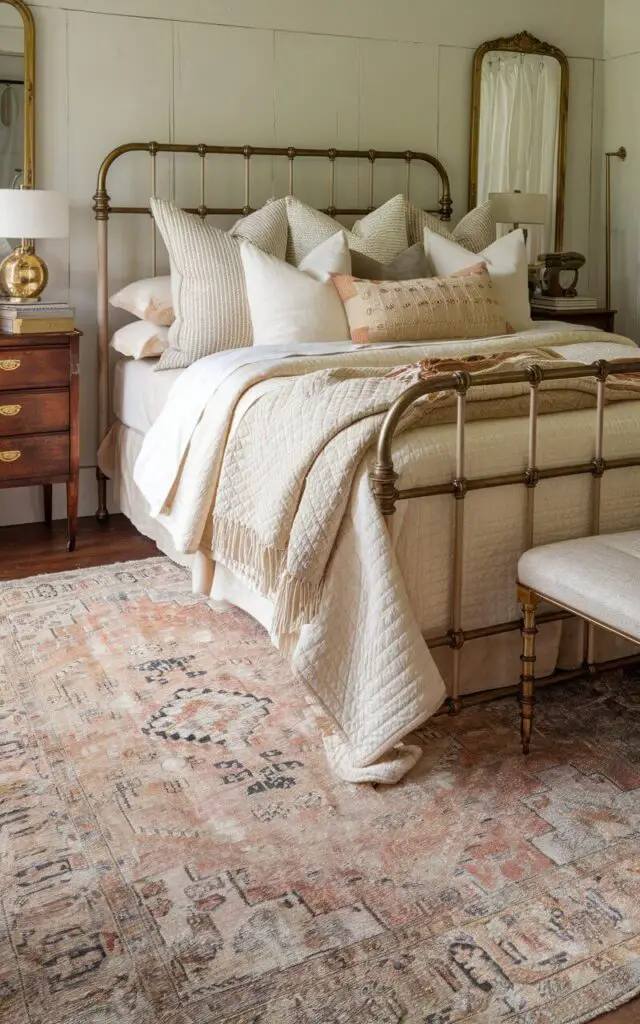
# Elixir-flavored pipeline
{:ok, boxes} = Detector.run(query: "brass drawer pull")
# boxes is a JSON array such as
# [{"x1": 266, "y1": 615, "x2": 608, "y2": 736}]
[
  {"x1": 0, "y1": 450, "x2": 21, "y2": 462},
  {"x1": 0, "y1": 359, "x2": 20, "y2": 371},
  {"x1": 0, "y1": 404, "x2": 21, "y2": 416}
]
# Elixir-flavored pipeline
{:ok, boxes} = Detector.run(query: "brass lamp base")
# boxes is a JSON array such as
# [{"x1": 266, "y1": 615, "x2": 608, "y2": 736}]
[{"x1": 0, "y1": 244, "x2": 48, "y2": 302}]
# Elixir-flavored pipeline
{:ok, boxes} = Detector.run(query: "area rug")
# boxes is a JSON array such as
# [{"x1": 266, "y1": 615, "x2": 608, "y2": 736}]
[{"x1": 2, "y1": 558, "x2": 640, "y2": 1023}]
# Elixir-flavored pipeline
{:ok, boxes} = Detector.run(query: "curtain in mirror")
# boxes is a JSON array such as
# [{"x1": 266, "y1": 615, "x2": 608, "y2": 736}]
[
  {"x1": 0, "y1": 81, "x2": 23, "y2": 188},
  {"x1": 477, "y1": 52, "x2": 560, "y2": 258}
]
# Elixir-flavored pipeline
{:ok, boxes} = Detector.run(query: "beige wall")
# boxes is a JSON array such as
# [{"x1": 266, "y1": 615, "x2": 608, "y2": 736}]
[
  {"x1": 604, "y1": 0, "x2": 640, "y2": 341},
  {"x1": 0, "y1": 0, "x2": 605, "y2": 525}
]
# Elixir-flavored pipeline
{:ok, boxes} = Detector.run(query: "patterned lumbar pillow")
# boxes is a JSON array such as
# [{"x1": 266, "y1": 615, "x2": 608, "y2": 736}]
[
  {"x1": 150, "y1": 197, "x2": 289, "y2": 369},
  {"x1": 285, "y1": 193, "x2": 408, "y2": 266},
  {"x1": 407, "y1": 199, "x2": 496, "y2": 254},
  {"x1": 332, "y1": 263, "x2": 511, "y2": 344}
]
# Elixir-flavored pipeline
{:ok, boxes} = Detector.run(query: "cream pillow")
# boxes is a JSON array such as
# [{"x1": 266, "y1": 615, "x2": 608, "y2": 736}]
[
  {"x1": 150, "y1": 197, "x2": 289, "y2": 369},
  {"x1": 407, "y1": 199, "x2": 496, "y2": 254},
  {"x1": 242, "y1": 231, "x2": 351, "y2": 346},
  {"x1": 111, "y1": 320, "x2": 169, "y2": 359},
  {"x1": 285, "y1": 194, "x2": 408, "y2": 266},
  {"x1": 425, "y1": 227, "x2": 532, "y2": 332},
  {"x1": 110, "y1": 275, "x2": 174, "y2": 326},
  {"x1": 332, "y1": 264, "x2": 511, "y2": 344}
]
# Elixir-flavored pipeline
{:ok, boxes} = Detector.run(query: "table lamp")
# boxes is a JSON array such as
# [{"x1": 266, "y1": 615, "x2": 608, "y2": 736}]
[
  {"x1": 488, "y1": 190, "x2": 547, "y2": 245},
  {"x1": 0, "y1": 188, "x2": 69, "y2": 302}
]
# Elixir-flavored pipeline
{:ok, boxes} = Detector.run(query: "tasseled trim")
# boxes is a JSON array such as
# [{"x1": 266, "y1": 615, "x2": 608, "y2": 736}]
[
  {"x1": 272, "y1": 572, "x2": 323, "y2": 638},
  {"x1": 211, "y1": 516, "x2": 284, "y2": 595}
]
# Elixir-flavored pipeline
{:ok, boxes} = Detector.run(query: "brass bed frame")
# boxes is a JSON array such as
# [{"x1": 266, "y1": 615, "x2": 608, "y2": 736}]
[{"x1": 94, "y1": 141, "x2": 640, "y2": 718}]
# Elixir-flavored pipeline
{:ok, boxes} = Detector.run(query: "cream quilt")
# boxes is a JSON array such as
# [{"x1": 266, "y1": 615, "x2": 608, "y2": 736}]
[{"x1": 134, "y1": 327, "x2": 640, "y2": 783}]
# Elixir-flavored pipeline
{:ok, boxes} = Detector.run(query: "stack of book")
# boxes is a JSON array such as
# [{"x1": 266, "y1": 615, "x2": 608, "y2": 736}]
[
  {"x1": 531, "y1": 295, "x2": 598, "y2": 313},
  {"x1": 0, "y1": 301, "x2": 75, "y2": 335}
]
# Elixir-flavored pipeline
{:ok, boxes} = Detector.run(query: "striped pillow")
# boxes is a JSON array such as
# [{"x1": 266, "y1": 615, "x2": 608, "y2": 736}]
[
  {"x1": 331, "y1": 263, "x2": 512, "y2": 344},
  {"x1": 286, "y1": 194, "x2": 408, "y2": 266},
  {"x1": 407, "y1": 199, "x2": 496, "y2": 254},
  {"x1": 150, "y1": 198, "x2": 289, "y2": 370}
]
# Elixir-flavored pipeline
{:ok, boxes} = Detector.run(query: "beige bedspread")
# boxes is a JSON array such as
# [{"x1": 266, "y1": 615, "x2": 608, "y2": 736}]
[{"x1": 134, "y1": 327, "x2": 640, "y2": 783}]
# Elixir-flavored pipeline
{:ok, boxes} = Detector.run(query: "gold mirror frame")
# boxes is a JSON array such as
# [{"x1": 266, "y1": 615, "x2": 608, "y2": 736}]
[
  {"x1": 468, "y1": 30, "x2": 569, "y2": 251},
  {"x1": 0, "y1": 0, "x2": 35, "y2": 187}
]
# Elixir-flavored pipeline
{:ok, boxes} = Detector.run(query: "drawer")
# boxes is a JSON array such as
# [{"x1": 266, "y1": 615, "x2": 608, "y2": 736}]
[
  {"x1": 0, "y1": 433, "x2": 69, "y2": 482},
  {"x1": 0, "y1": 389, "x2": 69, "y2": 437},
  {"x1": 0, "y1": 346, "x2": 68, "y2": 390}
]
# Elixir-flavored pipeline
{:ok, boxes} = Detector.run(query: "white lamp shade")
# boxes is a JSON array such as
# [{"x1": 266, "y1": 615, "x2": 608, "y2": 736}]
[
  {"x1": 0, "y1": 189, "x2": 69, "y2": 238},
  {"x1": 489, "y1": 192, "x2": 548, "y2": 226}
]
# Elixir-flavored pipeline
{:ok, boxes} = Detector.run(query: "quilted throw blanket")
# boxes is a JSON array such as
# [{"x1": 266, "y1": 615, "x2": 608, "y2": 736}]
[{"x1": 210, "y1": 348, "x2": 640, "y2": 782}]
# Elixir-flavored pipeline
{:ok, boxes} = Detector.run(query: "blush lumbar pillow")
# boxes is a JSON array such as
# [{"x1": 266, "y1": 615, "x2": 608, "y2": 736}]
[
  {"x1": 241, "y1": 230, "x2": 352, "y2": 346},
  {"x1": 150, "y1": 197, "x2": 289, "y2": 369},
  {"x1": 424, "y1": 227, "x2": 532, "y2": 332},
  {"x1": 349, "y1": 243, "x2": 432, "y2": 281},
  {"x1": 110, "y1": 275, "x2": 174, "y2": 326},
  {"x1": 285, "y1": 194, "x2": 408, "y2": 266},
  {"x1": 332, "y1": 263, "x2": 511, "y2": 344},
  {"x1": 111, "y1": 320, "x2": 169, "y2": 359},
  {"x1": 407, "y1": 199, "x2": 496, "y2": 254}
]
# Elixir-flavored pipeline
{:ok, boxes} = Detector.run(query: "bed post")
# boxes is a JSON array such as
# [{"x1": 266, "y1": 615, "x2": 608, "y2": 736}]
[{"x1": 93, "y1": 177, "x2": 110, "y2": 522}]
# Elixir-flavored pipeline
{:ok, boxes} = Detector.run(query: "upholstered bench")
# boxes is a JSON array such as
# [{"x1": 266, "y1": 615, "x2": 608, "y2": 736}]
[{"x1": 516, "y1": 530, "x2": 640, "y2": 754}]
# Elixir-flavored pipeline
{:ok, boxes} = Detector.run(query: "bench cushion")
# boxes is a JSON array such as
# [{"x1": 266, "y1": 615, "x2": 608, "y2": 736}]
[{"x1": 518, "y1": 531, "x2": 640, "y2": 641}]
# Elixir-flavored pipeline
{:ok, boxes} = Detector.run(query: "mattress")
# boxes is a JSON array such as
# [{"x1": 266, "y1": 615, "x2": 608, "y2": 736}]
[{"x1": 113, "y1": 357, "x2": 182, "y2": 434}]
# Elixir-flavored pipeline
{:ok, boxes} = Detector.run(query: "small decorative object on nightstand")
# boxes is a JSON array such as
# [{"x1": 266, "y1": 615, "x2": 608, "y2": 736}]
[{"x1": 0, "y1": 327, "x2": 81, "y2": 550}]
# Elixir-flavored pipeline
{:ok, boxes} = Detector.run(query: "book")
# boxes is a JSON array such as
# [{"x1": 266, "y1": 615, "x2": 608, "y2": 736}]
[
  {"x1": 0, "y1": 317, "x2": 75, "y2": 334},
  {"x1": 532, "y1": 298, "x2": 598, "y2": 310},
  {"x1": 0, "y1": 302, "x2": 75, "y2": 319}
]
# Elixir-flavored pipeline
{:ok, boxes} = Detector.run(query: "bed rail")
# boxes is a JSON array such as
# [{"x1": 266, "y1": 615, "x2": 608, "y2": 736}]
[
  {"x1": 371, "y1": 357, "x2": 640, "y2": 711},
  {"x1": 94, "y1": 141, "x2": 452, "y2": 520}
]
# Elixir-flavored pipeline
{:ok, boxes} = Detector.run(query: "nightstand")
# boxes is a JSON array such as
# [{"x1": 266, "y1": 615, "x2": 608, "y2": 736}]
[
  {"x1": 0, "y1": 329, "x2": 80, "y2": 551},
  {"x1": 531, "y1": 308, "x2": 616, "y2": 333}
]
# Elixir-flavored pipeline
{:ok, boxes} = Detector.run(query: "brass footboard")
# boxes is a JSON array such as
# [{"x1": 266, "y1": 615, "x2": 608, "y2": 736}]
[{"x1": 370, "y1": 358, "x2": 640, "y2": 711}]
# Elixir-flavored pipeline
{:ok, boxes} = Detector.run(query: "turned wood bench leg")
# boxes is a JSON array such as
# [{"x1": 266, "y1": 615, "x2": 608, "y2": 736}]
[{"x1": 518, "y1": 584, "x2": 540, "y2": 755}]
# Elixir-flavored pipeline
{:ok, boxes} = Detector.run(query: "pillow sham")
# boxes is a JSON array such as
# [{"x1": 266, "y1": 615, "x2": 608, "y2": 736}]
[
  {"x1": 285, "y1": 193, "x2": 408, "y2": 266},
  {"x1": 332, "y1": 264, "x2": 511, "y2": 344},
  {"x1": 150, "y1": 197, "x2": 289, "y2": 369},
  {"x1": 241, "y1": 231, "x2": 351, "y2": 346},
  {"x1": 111, "y1": 320, "x2": 169, "y2": 359},
  {"x1": 349, "y1": 243, "x2": 432, "y2": 281},
  {"x1": 425, "y1": 227, "x2": 532, "y2": 332},
  {"x1": 407, "y1": 199, "x2": 496, "y2": 254},
  {"x1": 110, "y1": 275, "x2": 174, "y2": 326}
]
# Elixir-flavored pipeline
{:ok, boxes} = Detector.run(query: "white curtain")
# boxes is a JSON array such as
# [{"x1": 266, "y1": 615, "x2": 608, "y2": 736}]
[
  {"x1": 477, "y1": 52, "x2": 560, "y2": 258},
  {"x1": 0, "y1": 83, "x2": 23, "y2": 189}
]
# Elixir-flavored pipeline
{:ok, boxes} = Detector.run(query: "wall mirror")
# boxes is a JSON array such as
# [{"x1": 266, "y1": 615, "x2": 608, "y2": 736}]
[
  {"x1": 469, "y1": 30, "x2": 568, "y2": 256},
  {"x1": 0, "y1": 0, "x2": 33, "y2": 191}
]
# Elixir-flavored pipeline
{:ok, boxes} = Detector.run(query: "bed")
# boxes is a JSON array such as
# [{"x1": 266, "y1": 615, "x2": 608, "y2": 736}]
[{"x1": 95, "y1": 141, "x2": 640, "y2": 783}]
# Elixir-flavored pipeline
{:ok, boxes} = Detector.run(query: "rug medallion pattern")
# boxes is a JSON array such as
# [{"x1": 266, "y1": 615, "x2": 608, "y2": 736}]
[{"x1": 1, "y1": 557, "x2": 640, "y2": 1023}]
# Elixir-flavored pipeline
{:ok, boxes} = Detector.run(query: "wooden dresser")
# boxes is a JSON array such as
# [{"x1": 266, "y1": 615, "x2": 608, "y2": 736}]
[{"x1": 0, "y1": 330, "x2": 80, "y2": 551}]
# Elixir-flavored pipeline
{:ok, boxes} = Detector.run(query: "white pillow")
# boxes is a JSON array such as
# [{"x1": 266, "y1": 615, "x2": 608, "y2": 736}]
[
  {"x1": 110, "y1": 275, "x2": 174, "y2": 326},
  {"x1": 425, "y1": 227, "x2": 532, "y2": 332},
  {"x1": 285, "y1": 194, "x2": 408, "y2": 266},
  {"x1": 242, "y1": 231, "x2": 352, "y2": 346},
  {"x1": 111, "y1": 320, "x2": 169, "y2": 359}
]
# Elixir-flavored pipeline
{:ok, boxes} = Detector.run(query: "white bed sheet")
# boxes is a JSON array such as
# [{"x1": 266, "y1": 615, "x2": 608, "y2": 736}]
[{"x1": 113, "y1": 357, "x2": 182, "y2": 435}]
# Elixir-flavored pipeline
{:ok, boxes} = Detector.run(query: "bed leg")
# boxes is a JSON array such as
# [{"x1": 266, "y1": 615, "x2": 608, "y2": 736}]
[
  {"x1": 96, "y1": 468, "x2": 109, "y2": 523},
  {"x1": 518, "y1": 585, "x2": 539, "y2": 755}
]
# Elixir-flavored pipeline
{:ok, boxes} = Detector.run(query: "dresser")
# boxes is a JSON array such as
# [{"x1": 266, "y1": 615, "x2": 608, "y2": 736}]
[
  {"x1": 0, "y1": 330, "x2": 80, "y2": 551},
  {"x1": 531, "y1": 308, "x2": 616, "y2": 333}
]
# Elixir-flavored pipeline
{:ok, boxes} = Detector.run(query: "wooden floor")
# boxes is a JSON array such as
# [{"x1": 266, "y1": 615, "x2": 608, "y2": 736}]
[{"x1": 0, "y1": 514, "x2": 638, "y2": 1023}]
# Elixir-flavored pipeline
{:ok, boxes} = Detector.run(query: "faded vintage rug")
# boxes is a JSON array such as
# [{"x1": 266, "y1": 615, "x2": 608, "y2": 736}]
[{"x1": 2, "y1": 558, "x2": 640, "y2": 1024}]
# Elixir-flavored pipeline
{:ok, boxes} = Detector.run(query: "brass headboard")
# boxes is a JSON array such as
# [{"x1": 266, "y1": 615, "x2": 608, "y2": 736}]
[{"x1": 93, "y1": 141, "x2": 453, "y2": 519}]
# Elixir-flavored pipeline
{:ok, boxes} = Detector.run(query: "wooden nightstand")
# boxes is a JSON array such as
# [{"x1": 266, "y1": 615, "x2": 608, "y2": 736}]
[
  {"x1": 531, "y1": 308, "x2": 616, "y2": 333},
  {"x1": 0, "y1": 329, "x2": 80, "y2": 551}
]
